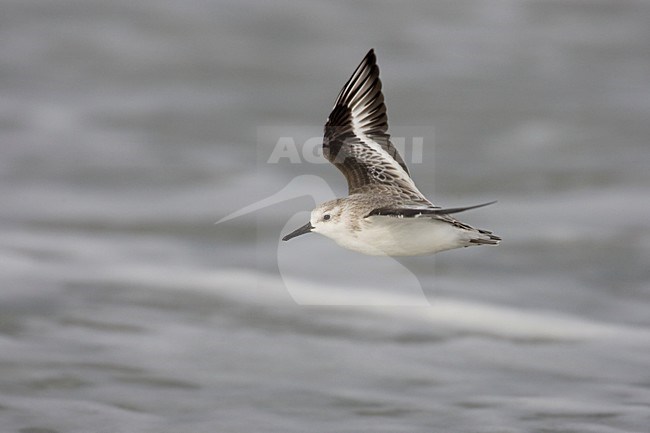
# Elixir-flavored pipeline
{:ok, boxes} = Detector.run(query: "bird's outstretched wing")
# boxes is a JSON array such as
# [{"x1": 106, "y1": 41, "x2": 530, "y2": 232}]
[
  {"x1": 366, "y1": 201, "x2": 497, "y2": 218},
  {"x1": 366, "y1": 201, "x2": 500, "y2": 241},
  {"x1": 323, "y1": 49, "x2": 430, "y2": 205}
]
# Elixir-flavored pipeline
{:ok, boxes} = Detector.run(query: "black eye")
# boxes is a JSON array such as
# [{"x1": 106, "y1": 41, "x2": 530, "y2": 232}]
[{"x1": 323, "y1": 214, "x2": 331, "y2": 221}]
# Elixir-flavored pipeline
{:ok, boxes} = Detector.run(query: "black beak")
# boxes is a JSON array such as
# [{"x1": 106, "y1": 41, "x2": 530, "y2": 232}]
[{"x1": 282, "y1": 222, "x2": 314, "y2": 241}]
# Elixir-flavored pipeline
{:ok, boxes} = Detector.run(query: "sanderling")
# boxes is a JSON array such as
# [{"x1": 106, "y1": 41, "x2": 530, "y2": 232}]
[{"x1": 282, "y1": 49, "x2": 501, "y2": 256}]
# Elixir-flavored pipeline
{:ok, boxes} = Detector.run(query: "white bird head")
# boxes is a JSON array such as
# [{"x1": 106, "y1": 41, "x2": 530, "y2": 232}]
[{"x1": 282, "y1": 199, "x2": 346, "y2": 241}]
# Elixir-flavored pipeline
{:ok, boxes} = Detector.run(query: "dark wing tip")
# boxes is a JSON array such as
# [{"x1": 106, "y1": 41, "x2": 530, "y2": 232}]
[{"x1": 433, "y1": 200, "x2": 497, "y2": 215}]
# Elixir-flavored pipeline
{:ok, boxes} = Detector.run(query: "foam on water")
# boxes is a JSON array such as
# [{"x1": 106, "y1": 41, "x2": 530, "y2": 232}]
[{"x1": 48, "y1": 260, "x2": 646, "y2": 343}]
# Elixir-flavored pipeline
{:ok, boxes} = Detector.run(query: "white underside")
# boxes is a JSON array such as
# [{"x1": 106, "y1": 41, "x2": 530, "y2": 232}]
[{"x1": 324, "y1": 216, "x2": 482, "y2": 256}]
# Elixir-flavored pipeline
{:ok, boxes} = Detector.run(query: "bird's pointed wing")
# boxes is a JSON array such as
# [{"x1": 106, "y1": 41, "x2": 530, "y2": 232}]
[
  {"x1": 365, "y1": 201, "x2": 499, "y2": 234},
  {"x1": 323, "y1": 49, "x2": 428, "y2": 203},
  {"x1": 365, "y1": 201, "x2": 498, "y2": 218}
]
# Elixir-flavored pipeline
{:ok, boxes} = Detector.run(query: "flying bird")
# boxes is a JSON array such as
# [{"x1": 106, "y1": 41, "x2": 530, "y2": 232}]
[{"x1": 283, "y1": 49, "x2": 500, "y2": 256}]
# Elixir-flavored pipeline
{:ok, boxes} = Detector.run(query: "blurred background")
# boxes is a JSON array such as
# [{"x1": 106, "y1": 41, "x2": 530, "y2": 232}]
[{"x1": 1, "y1": 1, "x2": 649, "y2": 432}]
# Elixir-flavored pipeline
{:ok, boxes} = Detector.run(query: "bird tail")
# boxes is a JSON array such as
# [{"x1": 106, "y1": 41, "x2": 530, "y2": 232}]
[{"x1": 468, "y1": 229, "x2": 501, "y2": 246}]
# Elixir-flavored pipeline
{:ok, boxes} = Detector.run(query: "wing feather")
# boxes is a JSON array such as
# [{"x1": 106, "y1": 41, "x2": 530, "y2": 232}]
[
  {"x1": 366, "y1": 201, "x2": 498, "y2": 218},
  {"x1": 323, "y1": 49, "x2": 428, "y2": 203}
]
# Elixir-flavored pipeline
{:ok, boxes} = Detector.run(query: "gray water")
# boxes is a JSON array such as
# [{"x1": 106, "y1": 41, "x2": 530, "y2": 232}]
[{"x1": 2, "y1": 1, "x2": 650, "y2": 432}]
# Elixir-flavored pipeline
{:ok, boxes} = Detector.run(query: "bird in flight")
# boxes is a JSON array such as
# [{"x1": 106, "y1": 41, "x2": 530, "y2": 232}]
[{"x1": 282, "y1": 49, "x2": 500, "y2": 256}]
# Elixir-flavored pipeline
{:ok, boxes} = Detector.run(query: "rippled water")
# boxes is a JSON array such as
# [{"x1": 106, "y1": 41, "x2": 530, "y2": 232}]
[{"x1": 1, "y1": 1, "x2": 650, "y2": 432}]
